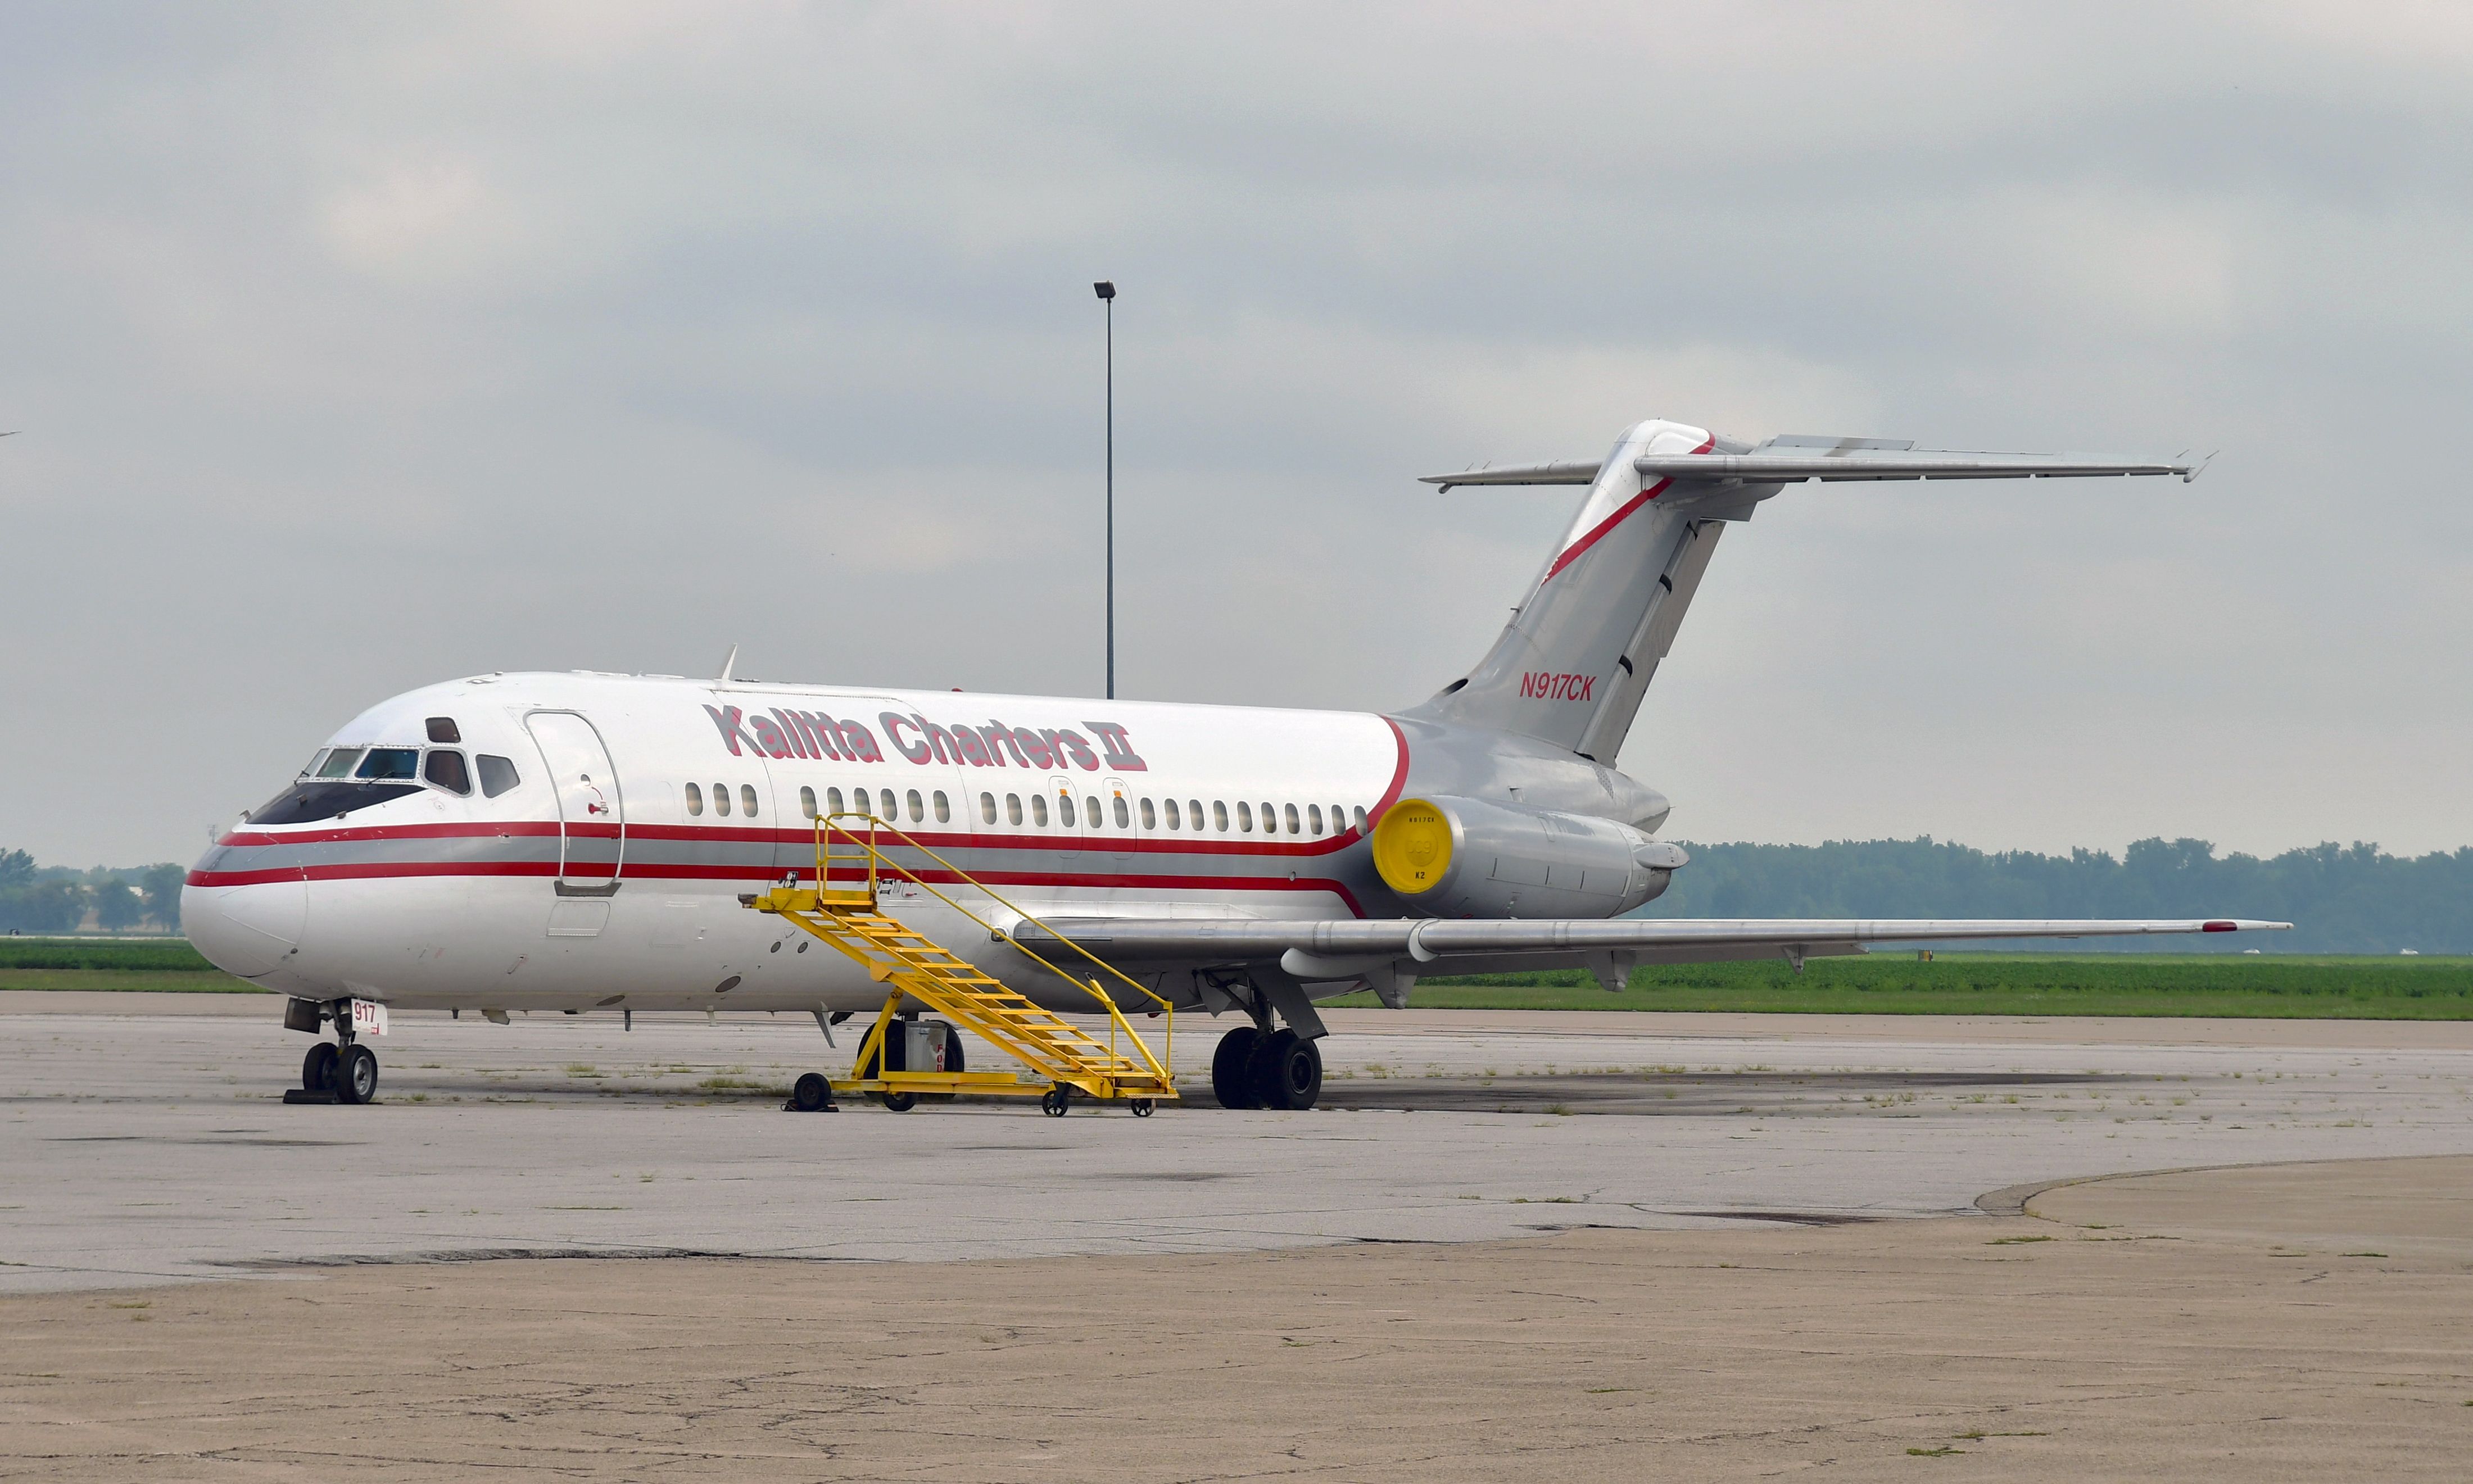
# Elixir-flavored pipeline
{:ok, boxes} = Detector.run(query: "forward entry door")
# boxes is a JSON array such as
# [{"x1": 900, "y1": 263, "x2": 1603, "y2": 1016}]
[{"x1": 526, "y1": 711, "x2": 626, "y2": 895}]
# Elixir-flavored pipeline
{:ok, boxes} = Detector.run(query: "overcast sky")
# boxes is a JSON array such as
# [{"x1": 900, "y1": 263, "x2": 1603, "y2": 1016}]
[{"x1": 4, "y1": 2, "x2": 2469, "y2": 869}]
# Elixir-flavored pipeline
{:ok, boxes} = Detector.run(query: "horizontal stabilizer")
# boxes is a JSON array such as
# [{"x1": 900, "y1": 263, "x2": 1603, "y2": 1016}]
[
  {"x1": 1421, "y1": 443, "x2": 2200, "y2": 491},
  {"x1": 1636, "y1": 453, "x2": 2199, "y2": 483},
  {"x1": 1418, "y1": 460, "x2": 1600, "y2": 491}
]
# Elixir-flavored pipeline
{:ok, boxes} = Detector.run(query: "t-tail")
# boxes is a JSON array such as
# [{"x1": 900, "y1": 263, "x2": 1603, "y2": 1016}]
[{"x1": 1401, "y1": 417, "x2": 2201, "y2": 761}]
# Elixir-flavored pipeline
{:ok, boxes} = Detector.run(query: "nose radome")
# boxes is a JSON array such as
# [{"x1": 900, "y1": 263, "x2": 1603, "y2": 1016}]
[{"x1": 182, "y1": 878, "x2": 307, "y2": 979}]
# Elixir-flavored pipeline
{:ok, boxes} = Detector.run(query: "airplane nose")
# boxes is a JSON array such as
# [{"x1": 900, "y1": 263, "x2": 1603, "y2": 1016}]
[{"x1": 182, "y1": 878, "x2": 308, "y2": 979}]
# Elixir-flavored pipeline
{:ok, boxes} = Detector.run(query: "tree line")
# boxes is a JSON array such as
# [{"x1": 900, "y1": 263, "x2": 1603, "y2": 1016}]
[
  {"x1": 6, "y1": 836, "x2": 2466, "y2": 951},
  {"x1": 0, "y1": 851, "x2": 186, "y2": 934},
  {"x1": 1638, "y1": 837, "x2": 2472, "y2": 954}
]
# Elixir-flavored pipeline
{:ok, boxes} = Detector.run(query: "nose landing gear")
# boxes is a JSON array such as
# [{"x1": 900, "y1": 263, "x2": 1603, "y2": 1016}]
[
  {"x1": 335, "y1": 1043, "x2": 379, "y2": 1104},
  {"x1": 302, "y1": 1042, "x2": 339, "y2": 1095},
  {"x1": 284, "y1": 998, "x2": 381, "y2": 1105}
]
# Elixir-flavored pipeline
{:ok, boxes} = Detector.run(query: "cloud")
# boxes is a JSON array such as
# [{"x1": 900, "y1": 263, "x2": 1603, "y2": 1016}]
[
  {"x1": 318, "y1": 158, "x2": 511, "y2": 284},
  {"x1": 0, "y1": 3, "x2": 2467, "y2": 864}
]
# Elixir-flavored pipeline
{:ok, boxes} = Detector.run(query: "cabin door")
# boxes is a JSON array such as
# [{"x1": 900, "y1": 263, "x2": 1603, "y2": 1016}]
[{"x1": 526, "y1": 711, "x2": 626, "y2": 895}]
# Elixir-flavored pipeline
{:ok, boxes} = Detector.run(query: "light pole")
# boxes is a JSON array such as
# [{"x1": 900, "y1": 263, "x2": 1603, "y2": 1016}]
[{"x1": 1094, "y1": 279, "x2": 1115, "y2": 700}]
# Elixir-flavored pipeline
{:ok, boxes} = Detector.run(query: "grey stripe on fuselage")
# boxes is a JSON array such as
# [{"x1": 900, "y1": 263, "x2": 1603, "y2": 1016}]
[{"x1": 201, "y1": 828, "x2": 1375, "y2": 892}]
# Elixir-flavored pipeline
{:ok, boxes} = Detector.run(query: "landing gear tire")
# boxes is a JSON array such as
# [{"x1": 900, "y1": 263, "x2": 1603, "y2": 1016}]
[
  {"x1": 1251, "y1": 1030, "x2": 1322, "y2": 1111},
  {"x1": 1245, "y1": 1028, "x2": 1294, "y2": 1108},
  {"x1": 1211, "y1": 1027, "x2": 1264, "y2": 1109},
  {"x1": 1127, "y1": 1099, "x2": 1154, "y2": 1118},
  {"x1": 302, "y1": 1042, "x2": 339, "y2": 1093},
  {"x1": 1041, "y1": 1086, "x2": 1072, "y2": 1118},
  {"x1": 879, "y1": 1091, "x2": 918, "y2": 1113},
  {"x1": 334, "y1": 1043, "x2": 378, "y2": 1105},
  {"x1": 791, "y1": 1072, "x2": 837, "y2": 1112}
]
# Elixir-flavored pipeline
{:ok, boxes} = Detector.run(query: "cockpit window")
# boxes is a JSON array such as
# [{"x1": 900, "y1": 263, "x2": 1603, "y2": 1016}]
[
  {"x1": 356, "y1": 748, "x2": 420, "y2": 781},
  {"x1": 475, "y1": 754, "x2": 521, "y2": 798},
  {"x1": 315, "y1": 748, "x2": 364, "y2": 779},
  {"x1": 423, "y1": 750, "x2": 472, "y2": 796},
  {"x1": 302, "y1": 750, "x2": 330, "y2": 778},
  {"x1": 246, "y1": 780, "x2": 423, "y2": 826},
  {"x1": 425, "y1": 716, "x2": 461, "y2": 744}
]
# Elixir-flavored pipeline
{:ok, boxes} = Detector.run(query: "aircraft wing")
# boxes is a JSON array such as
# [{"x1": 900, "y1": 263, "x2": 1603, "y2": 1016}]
[{"x1": 1017, "y1": 915, "x2": 2290, "y2": 982}]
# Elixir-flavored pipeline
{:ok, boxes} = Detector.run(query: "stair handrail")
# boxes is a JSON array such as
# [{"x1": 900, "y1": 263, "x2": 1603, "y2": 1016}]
[{"x1": 808, "y1": 812, "x2": 1174, "y2": 1088}]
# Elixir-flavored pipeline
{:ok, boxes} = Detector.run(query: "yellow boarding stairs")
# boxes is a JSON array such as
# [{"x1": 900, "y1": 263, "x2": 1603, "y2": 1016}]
[{"x1": 741, "y1": 814, "x2": 1177, "y2": 1116}]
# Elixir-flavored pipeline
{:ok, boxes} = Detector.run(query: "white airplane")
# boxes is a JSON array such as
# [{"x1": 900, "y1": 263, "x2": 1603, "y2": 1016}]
[{"x1": 183, "y1": 417, "x2": 2282, "y2": 1110}]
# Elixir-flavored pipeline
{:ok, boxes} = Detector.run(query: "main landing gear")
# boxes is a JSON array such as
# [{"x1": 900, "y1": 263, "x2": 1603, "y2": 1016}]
[{"x1": 1210, "y1": 1025, "x2": 1324, "y2": 1111}]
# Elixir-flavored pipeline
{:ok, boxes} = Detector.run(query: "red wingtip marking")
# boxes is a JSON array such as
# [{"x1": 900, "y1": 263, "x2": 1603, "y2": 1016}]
[{"x1": 2202, "y1": 920, "x2": 2237, "y2": 932}]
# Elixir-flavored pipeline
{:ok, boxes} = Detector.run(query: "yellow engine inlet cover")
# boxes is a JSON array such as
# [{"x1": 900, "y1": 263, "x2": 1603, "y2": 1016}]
[{"x1": 1371, "y1": 798, "x2": 1453, "y2": 896}]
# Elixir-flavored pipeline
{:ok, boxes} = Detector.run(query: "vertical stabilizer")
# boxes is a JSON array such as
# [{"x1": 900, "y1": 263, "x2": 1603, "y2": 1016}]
[
  {"x1": 1403, "y1": 419, "x2": 2199, "y2": 758},
  {"x1": 1402, "y1": 418, "x2": 1751, "y2": 759}
]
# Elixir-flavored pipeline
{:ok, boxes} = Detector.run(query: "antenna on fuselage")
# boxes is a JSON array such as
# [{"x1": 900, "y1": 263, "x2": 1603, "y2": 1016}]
[{"x1": 718, "y1": 645, "x2": 738, "y2": 682}]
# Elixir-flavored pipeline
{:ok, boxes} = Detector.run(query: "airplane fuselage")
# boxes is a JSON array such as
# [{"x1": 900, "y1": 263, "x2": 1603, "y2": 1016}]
[{"x1": 182, "y1": 671, "x2": 1674, "y2": 1016}]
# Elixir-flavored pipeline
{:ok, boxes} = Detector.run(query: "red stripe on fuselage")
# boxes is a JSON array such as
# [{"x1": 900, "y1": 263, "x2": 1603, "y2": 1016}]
[
  {"x1": 219, "y1": 819, "x2": 1363, "y2": 861},
  {"x1": 1369, "y1": 716, "x2": 1410, "y2": 826},
  {"x1": 1541, "y1": 435, "x2": 1715, "y2": 584},
  {"x1": 184, "y1": 859, "x2": 1368, "y2": 914}
]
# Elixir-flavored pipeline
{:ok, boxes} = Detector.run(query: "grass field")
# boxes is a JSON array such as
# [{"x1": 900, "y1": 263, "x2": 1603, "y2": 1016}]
[
  {"x1": 0, "y1": 938, "x2": 259, "y2": 993},
  {"x1": 8, "y1": 939, "x2": 2471, "y2": 1018},
  {"x1": 1328, "y1": 954, "x2": 2473, "y2": 1019}
]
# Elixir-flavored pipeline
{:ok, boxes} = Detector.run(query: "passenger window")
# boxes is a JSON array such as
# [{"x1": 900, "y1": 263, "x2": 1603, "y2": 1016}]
[
  {"x1": 800, "y1": 786, "x2": 817, "y2": 819},
  {"x1": 1031, "y1": 793, "x2": 1050, "y2": 826},
  {"x1": 932, "y1": 791, "x2": 950, "y2": 824},
  {"x1": 1190, "y1": 799, "x2": 1205, "y2": 830},
  {"x1": 1213, "y1": 800, "x2": 1229, "y2": 832},
  {"x1": 1260, "y1": 802, "x2": 1275, "y2": 834},
  {"x1": 1353, "y1": 806, "x2": 1369, "y2": 833},
  {"x1": 425, "y1": 717, "x2": 461, "y2": 745},
  {"x1": 316, "y1": 748, "x2": 364, "y2": 779},
  {"x1": 740, "y1": 784, "x2": 759, "y2": 817},
  {"x1": 1165, "y1": 798, "x2": 1181, "y2": 830},
  {"x1": 1284, "y1": 803, "x2": 1299, "y2": 834},
  {"x1": 878, "y1": 788, "x2": 896, "y2": 820},
  {"x1": 1058, "y1": 794, "x2": 1076, "y2": 828},
  {"x1": 980, "y1": 792, "x2": 997, "y2": 825},
  {"x1": 1006, "y1": 793, "x2": 1023, "y2": 825},
  {"x1": 1308, "y1": 804, "x2": 1322, "y2": 834},
  {"x1": 475, "y1": 755, "x2": 520, "y2": 798},
  {"x1": 1140, "y1": 797, "x2": 1156, "y2": 830},
  {"x1": 1236, "y1": 801, "x2": 1252, "y2": 833},
  {"x1": 906, "y1": 789, "x2": 924, "y2": 824},
  {"x1": 1110, "y1": 795, "x2": 1127, "y2": 829},
  {"x1": 684, "y1": 782, "x2": 704, "y2": 816},
  {"x1": 713, "y1": 783, "x2": 732, "y2": 817},
  {"x1": 826, "y1": 786, "x2": 844, "y2": 817},
  {"x1": 357, "y1": 748, "x2": 420, "y2": 780},
  {"x1": 1086, "y1": 796, "x2": 1103, "y2": 828},
  {"x1": 423, "y1": 750, "x2": 472, "y2": 796}
]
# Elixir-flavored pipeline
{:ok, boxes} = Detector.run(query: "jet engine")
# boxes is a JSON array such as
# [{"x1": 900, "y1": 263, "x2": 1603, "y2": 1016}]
[{"x1": 1370, "y1": 795, "x2": 1686, "y2": 918}]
